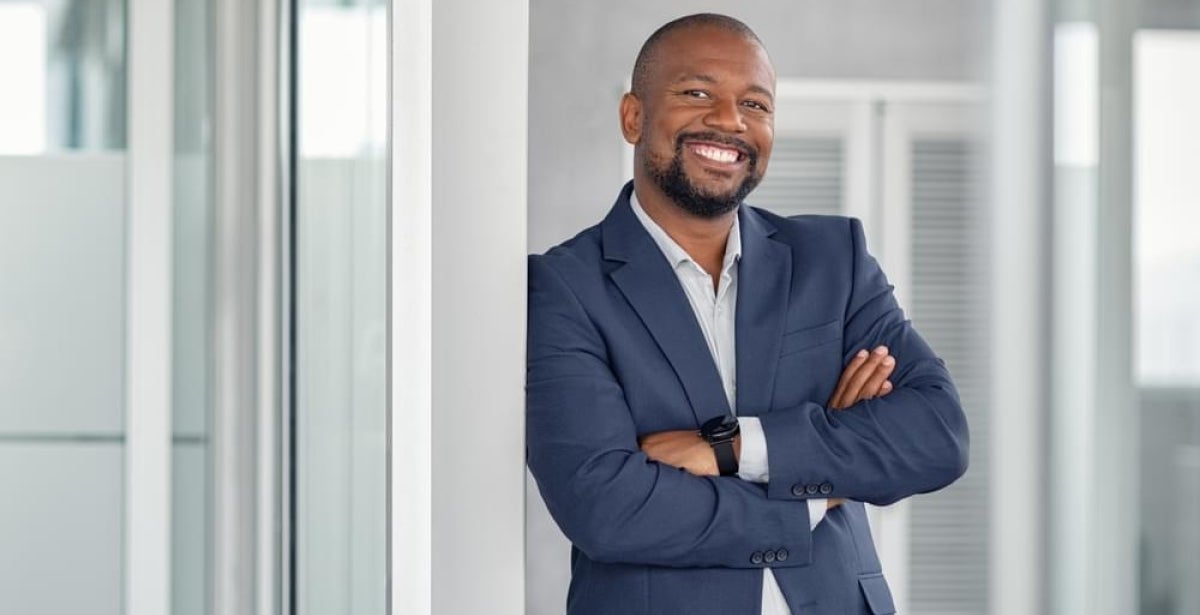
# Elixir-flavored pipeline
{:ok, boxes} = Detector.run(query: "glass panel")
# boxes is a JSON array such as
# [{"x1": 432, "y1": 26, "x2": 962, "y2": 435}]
[
  {"x1": 294, "y1": 0, "x2": 388, "y2": 612},
  {"x1": 0, "y1": 1, "x2": 126, "y2": 613},
  {"x1": 172, "y1": 0, "x2": 213, "y2": 612},
  {"x1": 1135, "y1": 28, "x2": 1200, "y2": 615},
  {"x1": 0, "y1": 0, "x2": 127, "y2": 154}
]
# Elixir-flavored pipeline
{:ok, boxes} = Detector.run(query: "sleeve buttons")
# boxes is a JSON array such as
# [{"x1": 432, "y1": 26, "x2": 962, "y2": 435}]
[
  {"x1": 763, "y1": 550, "x2": 777, "y2": 564},
  {"x1": 819, "y1": 482, "x2": 833, "y2": 495},
  {"x1": 776, "y1": 548, "x2": 789, "y2": 562},
  {"x1": 791, "y1": 484, "x2": 805, "y2": 497},
  {"x1": 750, "y1": 551, "x2": 765, "y2": 565},
  {"x1": 805, "y1": 483, "x2": 820, "y2": 495}
]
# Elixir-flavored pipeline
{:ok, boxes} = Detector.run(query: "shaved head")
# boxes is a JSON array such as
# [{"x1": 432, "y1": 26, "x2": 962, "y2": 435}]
[{"x1": 631, "y1": 13, "x2": 765, "y2": 98}]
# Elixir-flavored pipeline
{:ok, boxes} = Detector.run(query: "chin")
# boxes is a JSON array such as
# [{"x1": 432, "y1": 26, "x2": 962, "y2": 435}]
[{"x1": 689, "y1": 180, "x2": 745, "y2": 203}]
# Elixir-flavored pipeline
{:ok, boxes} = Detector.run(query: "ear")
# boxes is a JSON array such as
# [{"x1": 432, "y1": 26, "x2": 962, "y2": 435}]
[{"x1": 619, "y1": 93, "x2": 642, "y2": 145}]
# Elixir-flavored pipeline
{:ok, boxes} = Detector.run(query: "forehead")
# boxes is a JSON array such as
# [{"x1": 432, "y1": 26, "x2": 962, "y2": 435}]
[{"x1": 649, "y1": 26, "x2": 775, "y2": 92}]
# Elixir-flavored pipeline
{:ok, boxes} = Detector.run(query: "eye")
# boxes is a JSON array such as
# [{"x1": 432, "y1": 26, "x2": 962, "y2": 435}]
[
  {"x1": 742, "y1": 100, "x2": 772, "y2": 113},
  {"x1": 681, "y1": 89, "x2": 712, "y2": 100}
]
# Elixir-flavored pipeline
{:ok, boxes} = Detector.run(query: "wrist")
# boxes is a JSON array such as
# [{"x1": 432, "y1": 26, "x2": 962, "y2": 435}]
[{"x1": 699, "y1": 415, "x2": 740, "y2": 476}]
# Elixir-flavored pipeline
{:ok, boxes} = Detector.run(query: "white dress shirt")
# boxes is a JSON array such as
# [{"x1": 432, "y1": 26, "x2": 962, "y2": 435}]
[{"x1": 630, "y1": 193, "x2": 825, "y2": 615}]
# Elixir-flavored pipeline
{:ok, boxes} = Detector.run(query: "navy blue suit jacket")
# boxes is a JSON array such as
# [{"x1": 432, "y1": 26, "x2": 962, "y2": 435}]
[{"x1": 526, "y1": 183, "x2": 969, "y2": 614}]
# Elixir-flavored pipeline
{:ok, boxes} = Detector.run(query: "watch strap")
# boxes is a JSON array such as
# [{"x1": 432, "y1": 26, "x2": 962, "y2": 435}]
[{"x1": 712, "y1": 439, "x2": 738, "y2": 476}]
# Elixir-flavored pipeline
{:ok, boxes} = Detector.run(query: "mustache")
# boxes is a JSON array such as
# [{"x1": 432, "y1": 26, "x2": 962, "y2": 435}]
[{"x1": 674, "y1": 131, "x2": 757, "y2": 162}]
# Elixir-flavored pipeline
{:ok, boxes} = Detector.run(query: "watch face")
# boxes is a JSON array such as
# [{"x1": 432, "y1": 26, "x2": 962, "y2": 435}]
[{"x1": 701, "y1": 415, "x2": 739, "y2": 442}]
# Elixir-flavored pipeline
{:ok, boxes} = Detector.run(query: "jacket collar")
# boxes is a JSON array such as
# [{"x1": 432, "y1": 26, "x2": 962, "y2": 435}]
[{"x1": 599, "y1": 182, "x2": 793, "y2": 423}]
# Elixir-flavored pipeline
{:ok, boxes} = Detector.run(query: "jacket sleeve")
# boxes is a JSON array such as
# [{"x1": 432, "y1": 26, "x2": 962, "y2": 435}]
[
  {"x1": 526, "y1": 253, "x2": 814, "y2": 568},
  {"x1": 757, "y1": 217, "x2": 970, "y2": 506}
]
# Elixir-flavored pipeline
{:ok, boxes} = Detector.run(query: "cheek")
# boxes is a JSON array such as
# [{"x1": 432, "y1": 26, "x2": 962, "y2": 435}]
[{"x1": 754, "y1": 136, "x2": 774, "y2": 171}]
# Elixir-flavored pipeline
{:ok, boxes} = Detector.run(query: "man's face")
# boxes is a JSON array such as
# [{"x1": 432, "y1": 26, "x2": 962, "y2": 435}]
[{"x1": 623, "y1": 26, "x2": 776, "y2": 218}]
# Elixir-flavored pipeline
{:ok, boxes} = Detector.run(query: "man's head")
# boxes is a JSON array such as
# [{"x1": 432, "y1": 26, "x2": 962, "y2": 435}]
[{"x1": 621, "y1": 14, "x2": 776, "y2": 218}]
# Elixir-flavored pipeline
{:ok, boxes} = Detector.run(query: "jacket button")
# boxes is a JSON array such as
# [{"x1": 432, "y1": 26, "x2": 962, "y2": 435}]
[
  {"x1": 791, "y1": 484, "x2": 805, "y2": 497},
  {"x1": 805, "y1": 483, "x2": 820, "y2": 495},
  {"x1": 763, "y1": 550, "x2": 777, "y2": 564},
  {"x1": 750, "y1": 551, "x2": 764, "y2": 565},
  {"x1": 776, "y1": 548, "x2": 789, "y2": 562},
  {"x1": 819, "y1": 482, "x2": 833, "y2": 495}
]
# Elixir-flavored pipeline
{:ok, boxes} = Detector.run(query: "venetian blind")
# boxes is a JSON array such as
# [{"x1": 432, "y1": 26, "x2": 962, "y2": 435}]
[
  {"x1": 748, "y1": 137, "x2": 844, "y2": 217},
  {"x1": 907, "y1": 138, "x2": 990, "y2": 615}
]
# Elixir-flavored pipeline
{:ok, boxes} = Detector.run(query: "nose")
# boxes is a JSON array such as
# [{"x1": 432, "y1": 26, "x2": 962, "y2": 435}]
[{"x1": 703, "y1": 98, "x2": 747, "y2": 133}]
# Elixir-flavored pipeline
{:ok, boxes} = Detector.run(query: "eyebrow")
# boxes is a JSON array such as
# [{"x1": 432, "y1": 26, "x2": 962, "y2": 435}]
[{"x1": 672, "y1": 73, "x2": 775, "y2": 101}]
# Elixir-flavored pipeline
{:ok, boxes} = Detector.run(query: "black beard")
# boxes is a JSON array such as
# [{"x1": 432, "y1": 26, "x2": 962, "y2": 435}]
[{"x1": 644, "y1": 132, "x2": 762, "y2": 219}]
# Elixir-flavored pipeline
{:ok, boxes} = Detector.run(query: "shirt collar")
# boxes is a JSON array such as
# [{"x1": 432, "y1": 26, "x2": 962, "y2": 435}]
[{"x1": 629, "y1": 189, "x2": 742, "y2": 273}]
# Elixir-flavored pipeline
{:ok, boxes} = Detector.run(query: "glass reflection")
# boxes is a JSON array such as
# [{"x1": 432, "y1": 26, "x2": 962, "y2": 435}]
[
  {"x1": 1135, "y1": 28, "x2": 1200, "y2": 615},
  {"x1": 0, "y1": 0, "x2": 126, "y2": 154},
  {"x1": 294, "y1": 0, "x2": 388, "y2": 613},
  {"x1": 0, "y1": 1, "x2": 127, "y2": 614}
]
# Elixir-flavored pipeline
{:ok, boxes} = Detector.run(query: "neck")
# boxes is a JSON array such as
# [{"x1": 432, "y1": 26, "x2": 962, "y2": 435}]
[{"x1": 633, "y1": 179, "x2": 735, "y2": 278}]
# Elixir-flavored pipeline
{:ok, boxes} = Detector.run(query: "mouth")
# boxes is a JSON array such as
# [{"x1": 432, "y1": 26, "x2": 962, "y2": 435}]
[{"x1": 681, "y1": 138, "x2": 751, "y2": 169}]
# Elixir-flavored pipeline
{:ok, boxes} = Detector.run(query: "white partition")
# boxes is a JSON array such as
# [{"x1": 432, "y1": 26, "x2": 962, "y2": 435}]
[
  {"x1": 0, "y1": 443, "x2": 123, "y2": 615},
  {"x1": 0, "y1": 155, "x2": 126, "y2": 435},
  {"x1": 0, "y1": 154, "x2": 128, "y2": 613}
]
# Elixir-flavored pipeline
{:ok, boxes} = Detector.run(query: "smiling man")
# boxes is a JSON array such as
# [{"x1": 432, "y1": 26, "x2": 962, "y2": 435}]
[{"x1": 526, "y1": 13, "x2": 969, "y2": 615}]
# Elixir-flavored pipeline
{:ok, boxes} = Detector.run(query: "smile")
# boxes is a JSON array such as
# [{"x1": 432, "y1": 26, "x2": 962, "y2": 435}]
[{"x1": 686, "y1": 142, "x2": 746, "y2": 165}]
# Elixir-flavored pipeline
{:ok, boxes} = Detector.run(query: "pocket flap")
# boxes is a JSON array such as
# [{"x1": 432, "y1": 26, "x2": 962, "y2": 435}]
[
  {"x1": 858, "y1": 573, "x2": 896, "y2": 614},
  {"x1": 779, "y1": 319, "x2": 841, "y2": 356}
]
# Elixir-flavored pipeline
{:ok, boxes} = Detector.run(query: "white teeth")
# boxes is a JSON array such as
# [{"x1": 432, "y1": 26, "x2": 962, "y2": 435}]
[{"x1": 694, "y1": 145, "x2": 739, "y2": 163}]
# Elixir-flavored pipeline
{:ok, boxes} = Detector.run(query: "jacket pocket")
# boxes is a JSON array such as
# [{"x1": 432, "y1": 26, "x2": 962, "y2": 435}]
[
  {"x1": 858, "y1": 573, "x2": 896, "y2": 614},
  {"x1": 779, "y1": 319, "x2": 841, "y2": 358}
]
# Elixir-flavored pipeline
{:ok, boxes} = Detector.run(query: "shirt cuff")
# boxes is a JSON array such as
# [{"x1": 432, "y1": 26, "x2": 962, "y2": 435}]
[
  {"x1": 808, "y1": 498, "x2": 827, "y2": 530},
  {"x1": 736, "y1": 416, "x2": 769, "y2": 483}
]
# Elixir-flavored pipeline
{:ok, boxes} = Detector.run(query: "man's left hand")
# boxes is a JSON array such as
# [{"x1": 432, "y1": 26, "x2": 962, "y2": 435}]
[
  {"x1": 640, "y1": 347, "x2": 898, "y2": 477},
  {"x1": 639, "y1": 430, "x2": 739, "y2": 477}
]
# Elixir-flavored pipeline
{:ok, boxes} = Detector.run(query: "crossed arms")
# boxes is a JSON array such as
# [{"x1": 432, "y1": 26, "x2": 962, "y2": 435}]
[
  {"x1": 526, "y1": 218, "x2": 969, "y2": 568},
  {"x1": 638, "y1": 344, "x2": 901, "y2": 511}
]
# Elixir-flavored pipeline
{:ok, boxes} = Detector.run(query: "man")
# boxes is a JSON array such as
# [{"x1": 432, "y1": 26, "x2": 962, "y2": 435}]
[{"x1": 526, "y1": 13, "x2": 969, "y2": 615}]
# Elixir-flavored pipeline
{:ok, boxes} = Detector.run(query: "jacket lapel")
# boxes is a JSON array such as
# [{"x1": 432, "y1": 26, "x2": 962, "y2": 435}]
[
  {"x1": 602, "y1": 183, "x2": 731, "y2": 428},
  {"x1": 734, "y1": 206, "x2": 792, "y2": 417}
]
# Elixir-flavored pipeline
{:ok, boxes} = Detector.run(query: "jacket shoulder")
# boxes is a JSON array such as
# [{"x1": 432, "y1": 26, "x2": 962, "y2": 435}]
[
  {"x1": 749, "y1": 205, "x2": 854, "y2": 231},
  {"x1": 746, "y1": 206, "x2": 860, "y2": 248},
  {"x1": 528, "y1": 223, "x2": 605, "y2": 281}
]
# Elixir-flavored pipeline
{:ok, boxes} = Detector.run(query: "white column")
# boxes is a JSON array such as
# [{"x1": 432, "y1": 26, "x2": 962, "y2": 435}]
[
  {"x1": 429, "y1": 0, "x2": 528, "y2": 609},
  {"x1": 1051, "y1": 20, "x2": 1099, "y2": 615},
  {"x1": 390, "y1": 0, "x2": 434, "y2": 613},
  {"x1": 212, "y1": 0, "x2": 268, "y2": 612},
  {"x1": 1092, "y1": 0, "x2": 1138, "y2": 610},
  {"x1": 990, "y1": 0, "x2": 1050, "y2": 614},
  {"x1": 256, "y1": 0, "x2": 285, "y2": 612},
  {"x1": 389, "y1": 0, "x2": 529, "y2": 613},
  {"x1": 126, "y1": 0, "x2": 174, "y2": 612}
]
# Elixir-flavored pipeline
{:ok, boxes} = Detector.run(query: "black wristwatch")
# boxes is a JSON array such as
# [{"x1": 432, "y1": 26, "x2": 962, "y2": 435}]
[{"x1": 699, "y1": 415, "x2": 740, "y2": 476}]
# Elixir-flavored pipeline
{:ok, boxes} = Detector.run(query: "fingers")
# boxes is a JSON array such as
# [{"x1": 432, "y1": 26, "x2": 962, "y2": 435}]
[
  {"x1": 828, "y1": 346, "x2": 895, "y2": 409},
  {"x1": 842, "y1": 347, "x2": 894, "y2": 406},
  {"x1": 857, "y1": 351, "x2": 895, "y2": 402},
  {"x1": 828, "y1": 349, "x2": 870, "y2": 409}
]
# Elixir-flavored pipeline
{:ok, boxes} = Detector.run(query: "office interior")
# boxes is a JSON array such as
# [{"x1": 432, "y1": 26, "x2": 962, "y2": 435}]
[{"x1": 0, "y1": 0, "x2": 1197, "y2": 613}]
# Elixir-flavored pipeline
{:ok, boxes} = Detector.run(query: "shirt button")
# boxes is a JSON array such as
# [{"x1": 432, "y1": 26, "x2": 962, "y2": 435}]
[
  {"x1": 750, "y1": 551, "x2": 764, "y2": 565},
  {"x1": 763, "y1": 550, "x2": 777, "y2": 564},
  {"x1": 776, "y1": 548, "x2": 789, "y2": 562}
]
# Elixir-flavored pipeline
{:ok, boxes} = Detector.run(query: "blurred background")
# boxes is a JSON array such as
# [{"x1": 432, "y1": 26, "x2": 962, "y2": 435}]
[{"x1": 0, "y1": 0, "x2": 1197, "y2": 613}]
